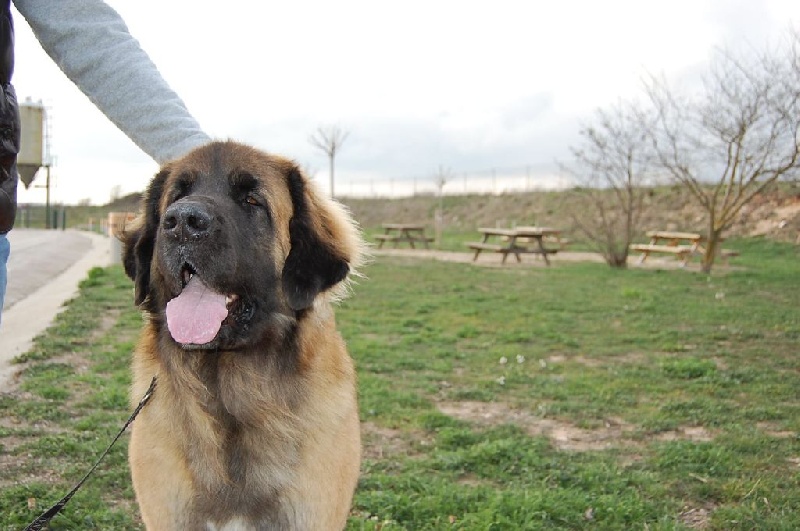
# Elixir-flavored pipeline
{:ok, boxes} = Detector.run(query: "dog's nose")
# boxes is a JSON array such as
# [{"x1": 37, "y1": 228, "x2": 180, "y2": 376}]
[{"x1": 163, "y1": 201, "x2": 213, "y2": 242}]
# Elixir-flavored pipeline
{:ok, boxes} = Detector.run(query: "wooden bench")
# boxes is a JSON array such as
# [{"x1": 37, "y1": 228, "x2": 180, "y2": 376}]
[
  {"x1": 631, "y1": 230, "x2": 741, "y2": 266},
  {"x1": 467, "y1": 242, "x2": 505, "y2": 254},
  {"x1": 374, "y1": 234, "x2": 395, "y2": 246},
  {"x1": 467, "y1": 242, "x2": 558, "y2": 263},
  {"x1": 514, "y1": 235, "x2": 571, "y2": 250},
  {"x1": 375, "y1": 234, "x2": 434, "y2": 248},
  {"x1": 375, "y1": 224, "x2": 433, "y2": 249},
  {"x1": 630, "y1": 244, "x2": 694, "y2": 266}
]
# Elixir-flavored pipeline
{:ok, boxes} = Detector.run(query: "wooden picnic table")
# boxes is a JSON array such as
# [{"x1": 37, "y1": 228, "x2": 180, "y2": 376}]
[
  {"x1": 630, "y1": 230, "x2": 738, "y2": 266},
  {"x1": 466, "y1": 226, "x2": 560, "y2": 265},
  {"x1": 375, "y1": 223, "x2": 433, "y2": 249},
  {"x1": 630, "y1": 231, "x2": 704, "y2": 266}
]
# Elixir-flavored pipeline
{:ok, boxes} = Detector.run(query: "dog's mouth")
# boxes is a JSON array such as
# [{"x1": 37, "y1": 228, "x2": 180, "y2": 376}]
[{"x1": 165, "y1": 263, "x2": 253, "y2": 349}]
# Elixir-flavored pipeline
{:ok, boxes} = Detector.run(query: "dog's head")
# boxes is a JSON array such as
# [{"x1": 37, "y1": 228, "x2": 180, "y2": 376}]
[{"x1": 121, "y1": 141, "x2": 363, "y2": 351}]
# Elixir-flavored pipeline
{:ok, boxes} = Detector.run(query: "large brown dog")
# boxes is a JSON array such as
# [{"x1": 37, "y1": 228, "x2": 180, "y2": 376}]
[{"x1": 121, "y1": 141, "x2": 364, "y2": 530}]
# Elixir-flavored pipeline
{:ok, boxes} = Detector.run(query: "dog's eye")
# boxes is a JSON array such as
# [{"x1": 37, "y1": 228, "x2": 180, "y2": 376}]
[{"x1": 244, "y1": 194, "x2": 260, "y2": 207}]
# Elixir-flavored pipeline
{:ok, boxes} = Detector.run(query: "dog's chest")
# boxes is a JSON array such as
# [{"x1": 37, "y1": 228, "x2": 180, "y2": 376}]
[
  {"x1": 205, "y1": 517, "x2": 250, "y2": 531},
  {"x1": 192, "y1": 488, "x2": 298, "y2": 530},
  {"x1": 183, "y1": 424, "x2": 302, "y2": 527},
  {"x1": 205, "y1": 515, "x2": 300, "y2": 531}
]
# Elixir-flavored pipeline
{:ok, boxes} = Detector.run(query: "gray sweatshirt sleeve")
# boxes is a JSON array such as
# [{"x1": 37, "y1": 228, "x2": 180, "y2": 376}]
[{"x1": 13, "y1": 0, "x2": 211, "y2": 164}]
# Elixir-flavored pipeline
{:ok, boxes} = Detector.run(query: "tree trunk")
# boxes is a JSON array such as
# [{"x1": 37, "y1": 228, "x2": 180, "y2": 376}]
[
  {"x1": 701, "y1": 228, "x2": 722, "y2": 273},
  {"x1": 605, "y1": 248, "x2": 629, "y2": 268}
]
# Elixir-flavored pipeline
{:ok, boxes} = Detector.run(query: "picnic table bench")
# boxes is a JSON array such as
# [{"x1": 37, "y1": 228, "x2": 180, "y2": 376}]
[
  {"x1": 630, "y1": 231, "x2": 738, "y2": 266},
  {"x1": 467, "y1": 226, "x2": 560, "y2": 265},
  {"x1": 520, "y1": 234, "x2": 570, "y2": 250},
  {"x1": 630, "y1": 231, "x2": 704, "y2": 266},
  {"x1": 375, "y1": 223, "x2": 433, "y2": 249}
]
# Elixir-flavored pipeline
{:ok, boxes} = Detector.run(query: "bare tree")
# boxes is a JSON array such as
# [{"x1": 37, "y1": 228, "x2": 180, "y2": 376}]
[
  {"x1": 561, "y1": 101, "x2": 656, "y2": 268},
  {"x1": 309, "y1": 125, "x2": 349, "y2": 197},
  {"x1": 645, "y1": 30, "x2": 800, "y2": 272}
]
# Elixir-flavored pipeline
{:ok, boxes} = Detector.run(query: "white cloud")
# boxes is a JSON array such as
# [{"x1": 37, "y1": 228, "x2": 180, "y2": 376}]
[{"x1": 11, "y1": 0, "x2": 800, "y2": 204}]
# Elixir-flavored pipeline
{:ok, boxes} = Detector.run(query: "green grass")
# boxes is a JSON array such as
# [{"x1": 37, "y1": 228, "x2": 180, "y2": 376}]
[{"x1": 1, "y1": 238, "x2": 798, "y2": 529}]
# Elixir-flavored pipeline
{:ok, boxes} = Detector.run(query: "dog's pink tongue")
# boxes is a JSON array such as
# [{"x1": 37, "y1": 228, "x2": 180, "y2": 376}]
[{"x1": 166, "y1": 276, "x2": 228, "y2": 345}]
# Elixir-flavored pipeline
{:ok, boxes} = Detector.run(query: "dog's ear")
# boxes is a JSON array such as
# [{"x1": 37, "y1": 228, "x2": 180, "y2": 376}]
[
  {"x1": 281, "y1": 165, "x2": 361, "y2": 311},
  {"x1": 121, "y1": 167, "x2": 169, "y2": 307}
]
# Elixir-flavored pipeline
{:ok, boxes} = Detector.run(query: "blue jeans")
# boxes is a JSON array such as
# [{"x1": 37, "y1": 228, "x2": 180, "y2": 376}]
[{"x1": 0, "y1": 233, "x2": 8, "y2": 325}]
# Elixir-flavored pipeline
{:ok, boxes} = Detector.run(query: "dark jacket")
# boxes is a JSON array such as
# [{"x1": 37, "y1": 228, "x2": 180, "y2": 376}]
[{"x1": 0, "y1": 0, "x2": 20, "y2": 234}]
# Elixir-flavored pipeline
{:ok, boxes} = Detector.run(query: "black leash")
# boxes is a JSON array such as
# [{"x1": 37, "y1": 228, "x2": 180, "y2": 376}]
[{"x1": 24, "y1": 376, "x2": 157, "y2": 531}]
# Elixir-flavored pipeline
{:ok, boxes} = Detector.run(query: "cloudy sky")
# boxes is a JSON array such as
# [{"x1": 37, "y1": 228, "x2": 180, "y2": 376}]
[{"x1": 11, "y1": 0, "x2": 800, "y2": 205}]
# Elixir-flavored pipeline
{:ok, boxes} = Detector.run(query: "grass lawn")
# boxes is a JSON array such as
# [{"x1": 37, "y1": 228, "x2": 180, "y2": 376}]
[{"x1": 0, "y1": 237, "x2": 798, "y2": 530}]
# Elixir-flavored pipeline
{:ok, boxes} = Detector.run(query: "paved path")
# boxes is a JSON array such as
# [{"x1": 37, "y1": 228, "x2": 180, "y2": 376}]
[
  {"x1": 372, "y1": 247, "x2": 708, "y2": 269},
  {"x1": 373, "y1": 248, "x2": 607, "y2": 265},
  {"x1": 0, "y1": 229, "x2": 113, "y2": 389}
]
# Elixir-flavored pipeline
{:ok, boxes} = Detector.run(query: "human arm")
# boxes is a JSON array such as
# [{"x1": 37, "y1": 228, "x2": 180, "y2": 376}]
[
  {"x1": 13, "y1": 0, "x2": 210, "y2": 164},
  {"x1": 0, "y1": 3, "x2": 18, "y2": 233}
]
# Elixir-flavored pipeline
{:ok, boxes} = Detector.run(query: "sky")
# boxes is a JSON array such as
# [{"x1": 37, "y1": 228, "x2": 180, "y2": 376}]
[{"x1": 11, "y1": 0, "x2": 800, "y2": 205}]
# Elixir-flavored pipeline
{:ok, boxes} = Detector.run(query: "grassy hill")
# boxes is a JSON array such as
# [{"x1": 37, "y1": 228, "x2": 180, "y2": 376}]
[{"x1": 344, "y1": 183, "x2": 800, "y2": 244}]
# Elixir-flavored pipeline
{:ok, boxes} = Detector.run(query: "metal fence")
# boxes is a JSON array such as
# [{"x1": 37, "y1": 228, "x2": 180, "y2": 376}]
[
  {"x1": 14, "y1": 204, "x2": 68, "y2": 229},
  {"x1": 324, "y1": 164, "x2": 571, "y2": 199}
]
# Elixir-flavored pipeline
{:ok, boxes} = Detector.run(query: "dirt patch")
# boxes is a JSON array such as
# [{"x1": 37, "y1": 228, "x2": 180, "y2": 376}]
[
  {"x1": 756, "y1": 421, "x2": 797, "y2": 439},
  {"x1": 679, "y1": 503, "x2": 716, "y2": 529},
  {"x1": 361, "y1": 421, "x2": 426, "y2": 461},
  {"x1": 372, "y1": 247, "x2": 738, "y2": 272},
  {"x1": 437, "y1": 400, "x2": 636, "y2": 451},
  {"x1": 436, "y1": 400, "x2": 716, "y2": 451},
  {"x1": 545, "y1": 418, "x2": 638, "y2": 452},
  {"x1": 739, "y1": 196, "x2": 800, "y2": 241},
  {"x1": 654, "y1": 426, "x2": 715, "y2": 443},
  {"x1": 547, "y1": 352, "x2": 648, "y2": 368}
]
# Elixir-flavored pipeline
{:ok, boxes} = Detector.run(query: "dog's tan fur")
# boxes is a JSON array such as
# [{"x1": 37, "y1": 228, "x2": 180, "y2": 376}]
[{"x1": 121, "y1": 141, "x2": 363, "y2": 530}]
